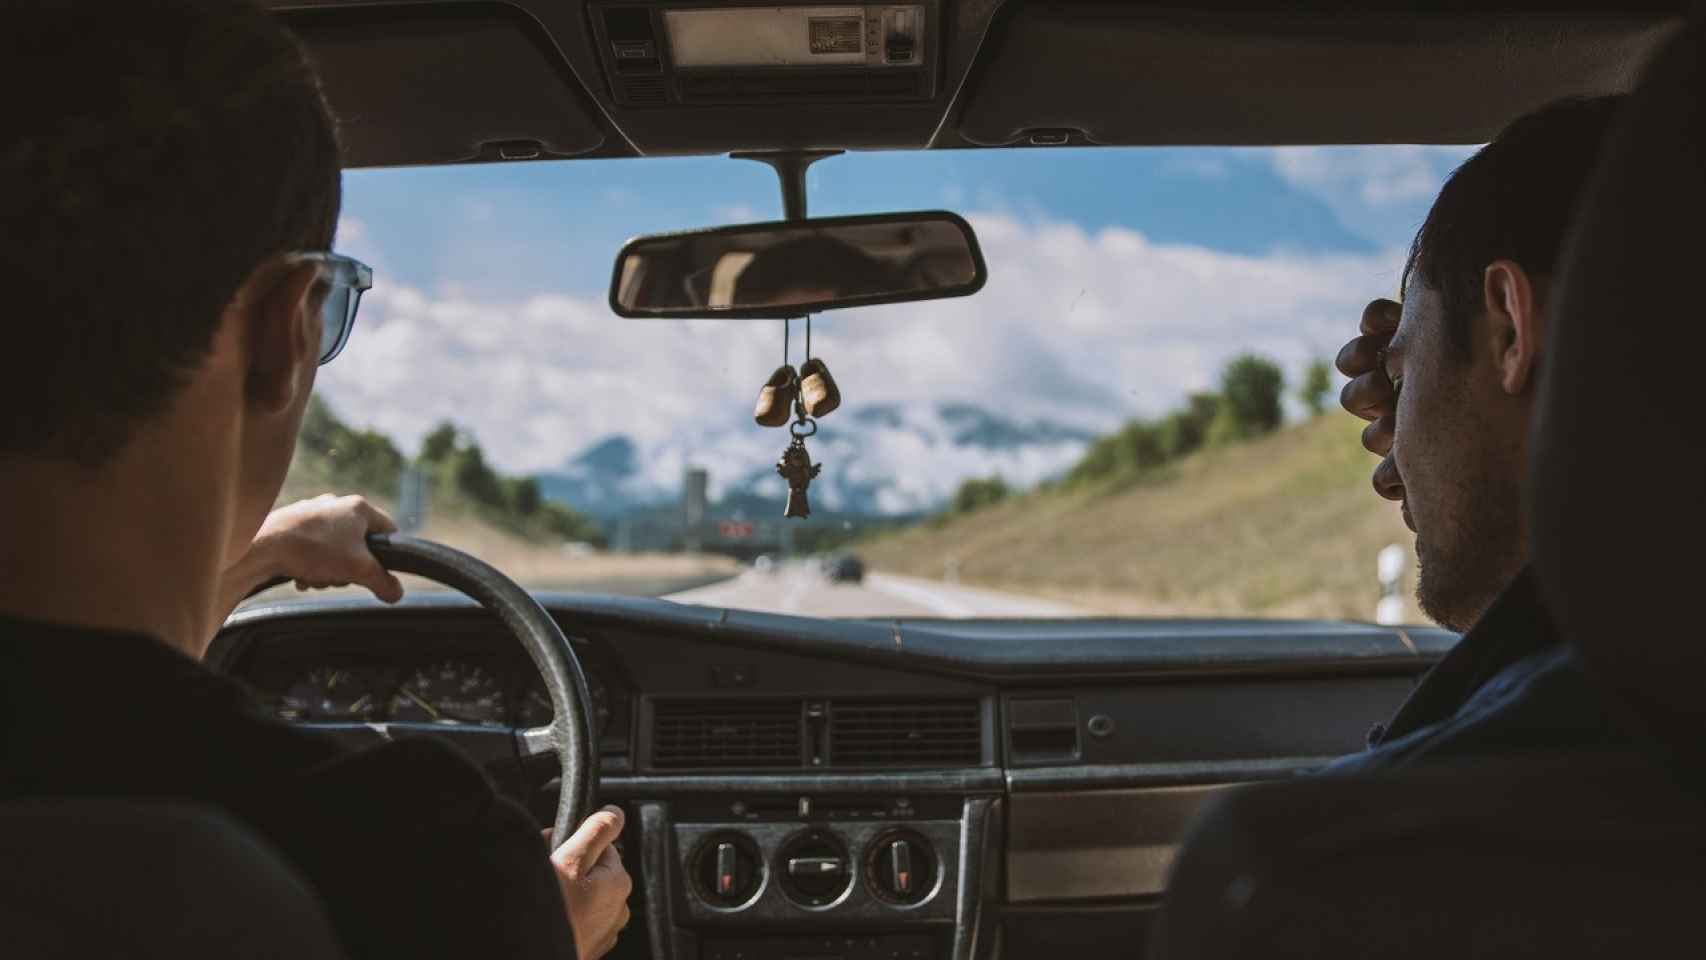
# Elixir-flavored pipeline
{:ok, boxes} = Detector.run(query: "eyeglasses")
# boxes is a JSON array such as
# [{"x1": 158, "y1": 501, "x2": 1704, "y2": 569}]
[{"x1": 288, "y1": 252, "x2": 373, "y2": 365}]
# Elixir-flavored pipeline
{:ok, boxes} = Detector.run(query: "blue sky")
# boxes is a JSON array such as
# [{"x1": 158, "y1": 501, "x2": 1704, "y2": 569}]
[
  {"x1": 317, "y1": 143, "x2": 1474, "y2": 505},
  {"x1": 339, "y1": 146, "x2": 1464, "y2": 298}
]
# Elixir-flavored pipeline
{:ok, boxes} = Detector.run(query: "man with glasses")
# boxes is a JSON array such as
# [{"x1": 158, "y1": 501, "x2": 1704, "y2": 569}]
[{"x1": 0, "y1": 3, "x2": 630, "y2": 959}]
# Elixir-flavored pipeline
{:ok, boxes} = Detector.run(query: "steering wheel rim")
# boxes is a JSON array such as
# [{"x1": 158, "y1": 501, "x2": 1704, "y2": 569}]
[{"x1": 252, "y1": 533, "x2": 597, "y2": 849}]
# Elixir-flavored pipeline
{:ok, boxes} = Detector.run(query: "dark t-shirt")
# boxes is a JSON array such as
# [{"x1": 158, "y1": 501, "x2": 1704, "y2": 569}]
[{"x1": 0, "y1": 615, "x2": 576, "y2": 960}]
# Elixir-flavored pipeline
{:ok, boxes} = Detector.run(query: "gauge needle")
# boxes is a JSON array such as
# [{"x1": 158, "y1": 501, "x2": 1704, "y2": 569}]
[
  {"x1": 402, "y1": 689, "x2": 442, "y2": 721},
  {"x1": 347, "y1": 694, "x2": 371, "y2": 715}
]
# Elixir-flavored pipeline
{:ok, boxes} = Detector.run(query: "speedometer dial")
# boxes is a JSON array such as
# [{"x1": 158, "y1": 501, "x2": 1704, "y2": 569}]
[
  {"x1": 279, "y1": 668, "x2": 380, "y2": 722},
  {"x1": 518, "y1": 672, "x2": 611, "y2": 735},
  {"x1": 389, "y1": 660, "x2": 506, "y2": 726}
]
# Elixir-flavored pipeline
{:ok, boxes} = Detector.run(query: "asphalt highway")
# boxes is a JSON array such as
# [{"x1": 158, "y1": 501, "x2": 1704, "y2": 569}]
[{"x1": 664, "y1": 563, "x2": 1081, "y2": 618}]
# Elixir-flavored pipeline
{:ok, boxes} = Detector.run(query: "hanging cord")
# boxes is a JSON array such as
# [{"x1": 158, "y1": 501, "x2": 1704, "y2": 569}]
[
  {"x1": 782, "y1": 317, "x2": 790, "y2": 366},
  {"x1": 805, "y1": 314, "x2": 812, "y2": 361}
]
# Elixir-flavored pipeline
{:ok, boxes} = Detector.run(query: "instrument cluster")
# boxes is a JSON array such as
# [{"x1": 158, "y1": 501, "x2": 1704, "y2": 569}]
[{"x1": 271, "y1": 656, "x2": 611, "y2": 733}]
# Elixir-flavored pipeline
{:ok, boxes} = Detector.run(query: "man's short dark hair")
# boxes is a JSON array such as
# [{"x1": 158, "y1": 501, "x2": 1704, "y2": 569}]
[
  {"x1": 1403, "y1": 95, "x2": 1625, "y2": 359},
  {"x1": 1, "y1": 0, "x2": 341, "y2": 465}
]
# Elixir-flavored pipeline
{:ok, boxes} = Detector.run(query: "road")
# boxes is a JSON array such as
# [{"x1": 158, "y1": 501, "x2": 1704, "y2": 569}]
[{"x1": 664, "y1": 563, "x2": 1081, "y2": 618}]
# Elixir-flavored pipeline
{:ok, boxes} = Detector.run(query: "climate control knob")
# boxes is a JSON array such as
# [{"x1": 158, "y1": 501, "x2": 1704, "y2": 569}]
[
  {"x1": 867, "y1": 830, "x2": 936, "y2": 905},
  {"x1": 691, "y1": 833, "x2": 762, "y2": 909},
  {"x1": 777, "y1": 829, "x2": 853, "y2": 907}
]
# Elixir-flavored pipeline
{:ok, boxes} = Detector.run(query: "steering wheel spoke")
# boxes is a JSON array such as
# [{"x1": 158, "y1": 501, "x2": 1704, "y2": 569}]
[
  {"x1": 517, "y1": 724, "x2": 558, "y2": 758},
  {"x1": 362, "y1": 534, "x2": 597, "y2": 851}
]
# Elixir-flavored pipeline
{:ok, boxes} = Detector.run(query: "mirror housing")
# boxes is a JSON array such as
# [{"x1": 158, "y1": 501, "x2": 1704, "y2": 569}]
[{"x1": 609, "y1": 211, "x2": 987, "y2": 319}]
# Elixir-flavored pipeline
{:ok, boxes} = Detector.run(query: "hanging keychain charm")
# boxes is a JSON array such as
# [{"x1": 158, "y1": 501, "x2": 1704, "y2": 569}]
[{"x1": 777, "y1": 418, "x2": 822, "y2": 518}]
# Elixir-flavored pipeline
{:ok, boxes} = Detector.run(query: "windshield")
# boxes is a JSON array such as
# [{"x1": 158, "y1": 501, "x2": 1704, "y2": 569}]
[{"x1": 280, "y1": 145, "x2": 1472, "y2": 622}]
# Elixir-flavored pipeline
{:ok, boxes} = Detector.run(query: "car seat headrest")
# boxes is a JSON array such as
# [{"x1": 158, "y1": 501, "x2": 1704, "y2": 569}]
[{"x1": 1530, "y1": 18, "x2": 1706, "y2": 768}]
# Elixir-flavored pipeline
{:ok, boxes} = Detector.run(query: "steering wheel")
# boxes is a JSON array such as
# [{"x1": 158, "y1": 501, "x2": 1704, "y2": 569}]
[{"x1": 249, "y1": 533, "x2": 597, "y2": 849}]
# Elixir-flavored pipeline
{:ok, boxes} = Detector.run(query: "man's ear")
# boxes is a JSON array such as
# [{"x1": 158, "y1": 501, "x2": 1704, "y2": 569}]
[
  {"x1": 1481, "y1": 259, "x2": 1546, "y2": 395},
  {"x1": 236, "y1": 260, "x2": 321, "y2": 414}
]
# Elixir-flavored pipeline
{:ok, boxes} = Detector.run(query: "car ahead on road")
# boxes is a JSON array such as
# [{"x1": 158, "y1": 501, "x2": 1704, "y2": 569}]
[
  {"x1": 44, "y1": 3, "x2": 1699, "y2": 959},
  {"x1": 819, "y1": 552, "x2": 866, "y2": 584}
]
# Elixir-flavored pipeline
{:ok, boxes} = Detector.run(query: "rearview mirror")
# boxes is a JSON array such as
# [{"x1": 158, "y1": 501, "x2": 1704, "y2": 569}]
[{"x1": 609, "y1": 211, "x2": 987, "y2": 319}]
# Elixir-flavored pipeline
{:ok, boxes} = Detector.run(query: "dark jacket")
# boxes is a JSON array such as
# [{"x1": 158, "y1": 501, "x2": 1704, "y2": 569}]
[
  {"x1": 0, "y1": 616, "x2": 576, "y2": 960},
  {"x1": 1326, "y1": 567, "x2": 1628, "y2": 773}
]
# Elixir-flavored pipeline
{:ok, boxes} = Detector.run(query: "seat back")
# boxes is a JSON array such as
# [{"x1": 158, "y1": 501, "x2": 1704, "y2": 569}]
[
  {"x1": 0, "y1": 799, "x2": 347, "y2": 959},
  {"x1": 1528, "y1": 13, "x2": 1706, "y2": 770},
  {"x1": 1150, "y1": 752, "x2": 1706, "y2": 959}
]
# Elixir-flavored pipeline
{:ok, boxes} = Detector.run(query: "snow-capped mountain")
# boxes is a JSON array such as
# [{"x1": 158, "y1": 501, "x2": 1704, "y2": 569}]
[{"x1": 536, "y1": 401, "x2": 1097, "y2": 520}]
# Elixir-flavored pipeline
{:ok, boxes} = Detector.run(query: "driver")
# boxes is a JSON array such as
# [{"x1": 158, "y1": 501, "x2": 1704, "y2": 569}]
[{"x1": 0, "y1": 3, "x2": 630, "y2": 959}]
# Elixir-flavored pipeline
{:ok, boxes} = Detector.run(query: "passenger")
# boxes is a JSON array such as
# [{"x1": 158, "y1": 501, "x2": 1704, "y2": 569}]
[
  {"x1": 1329, "y1": 96, "x2": 1633, "y2": 770},
  {"x1": 0, "y1": 2, "x2": 630, "y2": 958}
]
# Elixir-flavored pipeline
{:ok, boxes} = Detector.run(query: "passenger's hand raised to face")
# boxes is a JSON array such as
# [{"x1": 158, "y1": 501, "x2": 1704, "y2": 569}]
[{"x1": 1337, "y1": 298, "x2": 1401, "y2": 459}]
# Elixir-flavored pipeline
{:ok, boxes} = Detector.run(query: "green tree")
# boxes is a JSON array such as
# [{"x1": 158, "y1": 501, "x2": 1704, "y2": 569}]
[
  {"x1": 1156, "y1": 393, "x2": 1220, "y2": 459},
  {"x1": 1298, "y1": 358, "x2": 1333, "y2": 416},
  {"x1": 420, "y1": 422, "x2": 459, "y2": 463},
  {"x1": 1215, "y1": 354, "x2": 1286, "y2": 441},
  {"x1": 508, "y1": 476, "x2": 543, "y2": 517},
  {"x1": 449, "y1": 443, "x2": 504, "y2": 507},
  {"x1": 297, "y1": 395, "x2": 404, "y2": 494},
  {"x1": 952, "y1": 475, "x2": 1010, "y2": 514},
  {"x1": 1111, "y1": 420, "x2": 1165, "y2": 472},
  {"x1": 298, "y1": 395, "x2": 340, "y2": 454},
  {"x1": 540, "y1": 501, "x2": 604, "y2": 545}
]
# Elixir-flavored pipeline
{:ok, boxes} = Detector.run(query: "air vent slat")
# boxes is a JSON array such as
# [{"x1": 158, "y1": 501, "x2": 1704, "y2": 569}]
[
  {"x1": 829, "y1": 700, "x2": 982, "y2": 767},
  {"x1": 652, "y1": 699, "x2": 802, "y2": 769}
]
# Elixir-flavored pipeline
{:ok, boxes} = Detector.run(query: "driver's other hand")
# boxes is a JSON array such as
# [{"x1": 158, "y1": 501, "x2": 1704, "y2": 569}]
[
  {"x1": 1337, "y1": 298, "x2": 1400, "y2": 458},
  {"x1": 548, "y1": 805, "x2": 634, "y2": 960},
  {"x1": 257, "y1": 494, "x2": 404, "y2": 603}
]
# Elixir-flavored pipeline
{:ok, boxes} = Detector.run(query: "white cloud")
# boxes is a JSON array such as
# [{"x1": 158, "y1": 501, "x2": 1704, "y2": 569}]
[
  {"x1": 312, "y1": 214, "x2": 1402, "y2": 508},
  {"x1": 1268, "y1": 144, "x2": 1478, "y2": 244}
]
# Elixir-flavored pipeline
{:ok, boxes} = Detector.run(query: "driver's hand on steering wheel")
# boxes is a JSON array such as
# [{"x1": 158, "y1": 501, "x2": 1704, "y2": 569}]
[
  {"x1": 218, "y1": 494, "x2": 405, "y2": 622},
  {"x1": 547, "y1": 805, "x2": 634, "y2": 960}
]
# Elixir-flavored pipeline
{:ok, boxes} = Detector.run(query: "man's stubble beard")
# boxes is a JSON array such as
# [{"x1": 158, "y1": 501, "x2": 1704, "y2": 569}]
[{"x1": 1413, "y1": 453, "x2": 1527, "y2": 633}]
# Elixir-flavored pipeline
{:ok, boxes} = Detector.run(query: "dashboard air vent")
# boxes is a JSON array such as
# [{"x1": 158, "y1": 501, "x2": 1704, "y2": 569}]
[
  {"x1": 652, "y1": 699, "x2": 802, "y2": 769},
  {"x1": 830, "y1": 700, "x2": 982, "y2": 767}
]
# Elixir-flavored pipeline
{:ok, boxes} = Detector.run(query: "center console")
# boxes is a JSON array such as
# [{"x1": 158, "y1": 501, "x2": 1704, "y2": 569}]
[{"x1": 636, "y1": 791, "x2": 1000, "y2": 960}]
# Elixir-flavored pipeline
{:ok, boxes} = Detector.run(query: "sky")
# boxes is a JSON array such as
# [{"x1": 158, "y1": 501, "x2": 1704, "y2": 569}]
[{"x1": 311, "y1": 143, "x2": 1476, "y2": 502}]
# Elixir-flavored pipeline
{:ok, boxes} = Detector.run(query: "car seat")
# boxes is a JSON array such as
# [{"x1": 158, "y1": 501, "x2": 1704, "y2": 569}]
[{"x1": 0, "y1": 799, "x2": 347, "y2": 958}]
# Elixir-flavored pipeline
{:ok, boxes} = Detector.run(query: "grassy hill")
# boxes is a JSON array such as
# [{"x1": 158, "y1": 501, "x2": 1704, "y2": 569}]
[{"x1": 860, "y1": 414, "x2": 1429, "y2": 623}]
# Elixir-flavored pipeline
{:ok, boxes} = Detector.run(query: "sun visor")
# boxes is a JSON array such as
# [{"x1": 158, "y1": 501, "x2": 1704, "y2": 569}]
[
  {"x1": 285, "y1": 3, "x2": 607, "y2": 168},
  {"x1": 957, "y1": 6, "x2": 1679, "y2": 147}
]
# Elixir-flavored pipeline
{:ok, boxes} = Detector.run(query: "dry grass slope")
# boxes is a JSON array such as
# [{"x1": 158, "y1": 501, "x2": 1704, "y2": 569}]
[{"x1": 860, "y1": 415, "x2": 1428, "y2": 622}]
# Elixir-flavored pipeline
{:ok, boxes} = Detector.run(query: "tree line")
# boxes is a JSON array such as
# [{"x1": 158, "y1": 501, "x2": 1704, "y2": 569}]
[
  {"x1": 944, "y1": 354, "x2": 1334, "y2": 516},
  {"x1": 297, "y1": 396, "x2": 603, "y2": 545}
]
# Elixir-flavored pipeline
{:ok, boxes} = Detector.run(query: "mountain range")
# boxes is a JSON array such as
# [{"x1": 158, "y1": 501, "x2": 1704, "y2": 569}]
[{"x1": 536, "y1": 400, "x2": 1098, "y2": 522}]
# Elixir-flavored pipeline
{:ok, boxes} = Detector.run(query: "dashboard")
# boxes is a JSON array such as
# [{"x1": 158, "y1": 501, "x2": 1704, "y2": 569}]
[{"x1": 213, "y1": 592, "x2": 1453, "y2": 960}]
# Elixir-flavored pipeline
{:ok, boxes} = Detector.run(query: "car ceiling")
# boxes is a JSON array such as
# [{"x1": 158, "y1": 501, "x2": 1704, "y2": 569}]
[{"x1": 269, "y1": 0, "x2": 1686, "y2": 168}]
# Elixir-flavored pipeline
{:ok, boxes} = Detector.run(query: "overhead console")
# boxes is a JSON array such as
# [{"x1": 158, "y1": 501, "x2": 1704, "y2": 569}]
[
  {"x1": 567, "y1": 0, "x2": 1005, "y2": 154},
  {"x1": 592, "y1": 3, "x2": 937, "y2": 107}
]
